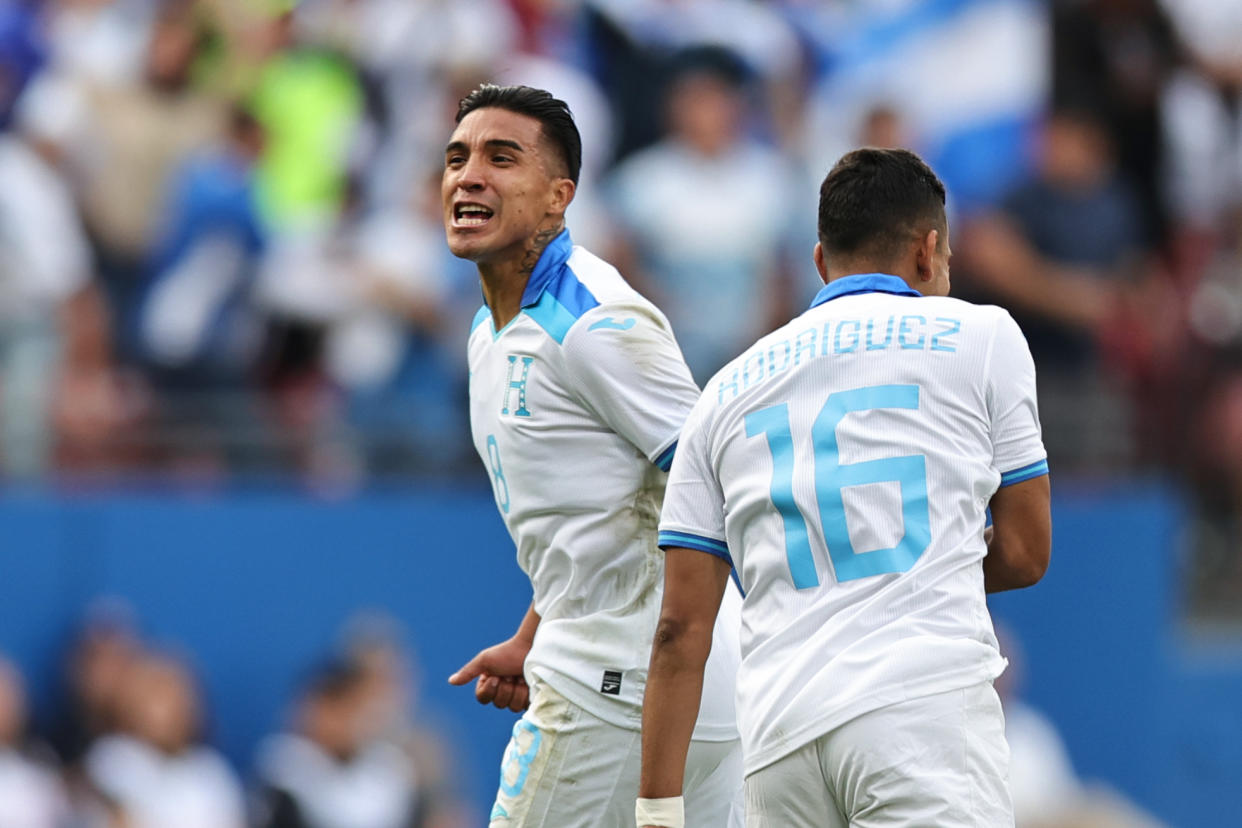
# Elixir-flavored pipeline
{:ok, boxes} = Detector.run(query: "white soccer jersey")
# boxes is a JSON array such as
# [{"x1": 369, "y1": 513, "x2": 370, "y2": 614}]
[
  {"x1": 468, "y1": 229, "x2": 738, "y2": 739},
  {"x1": 658, "y1": 273, "x2": 1047, "y2": 774}
]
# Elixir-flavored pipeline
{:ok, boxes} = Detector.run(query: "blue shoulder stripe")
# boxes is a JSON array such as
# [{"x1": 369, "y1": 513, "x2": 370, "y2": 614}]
[
  {"x1": 658, "y1": 530, "x2": 732, "y2": 565},
  {"x1": 550, "y1": 262, "x2": 600, "y2": 318},
  {"x1": 1000, "y1": 458, "x2": 1049, "y2": 487},
  {"x1": 654, "y1": 441, "x2": 678, "y2": 472},
  {"x1": 523, "y1": 264, "x2": 600, "y2": 345},
  {"x1": 470, "y1": 305, "x2": 491, "y2": 335}
]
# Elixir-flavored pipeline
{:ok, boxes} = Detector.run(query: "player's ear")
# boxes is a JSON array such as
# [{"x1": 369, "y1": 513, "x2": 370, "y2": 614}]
[
  {"x1": 548, "y1": 177, "x2": 575, "y2": 217},
  {"x1": 813, "y1": 242, "x2": 828, "y2": 284},
  {"x1": 916, "y1": 229, "x2": 938, "y2": 283}
]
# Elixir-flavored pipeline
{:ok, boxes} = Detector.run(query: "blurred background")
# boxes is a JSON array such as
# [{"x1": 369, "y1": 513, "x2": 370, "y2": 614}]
[{"x1": 0, "y1": 0, "x2": 1238, "y2": 825}]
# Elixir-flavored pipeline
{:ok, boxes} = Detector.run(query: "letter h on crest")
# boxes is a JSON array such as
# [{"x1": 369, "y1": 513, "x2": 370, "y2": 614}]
[{"x1": 502, "y1": 355, "x2": 534, "y2": 417}]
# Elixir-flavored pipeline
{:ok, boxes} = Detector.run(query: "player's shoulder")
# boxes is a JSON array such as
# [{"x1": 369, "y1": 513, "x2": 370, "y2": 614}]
[
  {"x1": 558, "y1": 247, "x2": 670, "y2": 343},
  {"x1": 923, "y1": 295, "x2": 1021, "y2": 334},
  {"x1": 564, "y1": 245, "x2": 646, "y2": 307}
]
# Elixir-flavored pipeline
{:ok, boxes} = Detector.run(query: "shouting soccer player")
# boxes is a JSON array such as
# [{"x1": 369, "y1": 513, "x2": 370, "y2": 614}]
[
  {"x1": 638, "y1": 148, "x2": 1051, "y2": 828},
  {"x1": 442, "y1": 85, "x2": 743, "y2": 827}
]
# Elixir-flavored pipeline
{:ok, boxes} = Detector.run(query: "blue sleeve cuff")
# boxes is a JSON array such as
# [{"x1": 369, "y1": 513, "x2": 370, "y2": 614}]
[
  {"x1": 1000, "y1": 458, "x2": 1048, "y2": 487},
  {"x1": 653, "y1": 440, "x2": 678, "y2": 472},
  {"x1": 658, "y1": 530, "x2": 732, "y2": 565}
]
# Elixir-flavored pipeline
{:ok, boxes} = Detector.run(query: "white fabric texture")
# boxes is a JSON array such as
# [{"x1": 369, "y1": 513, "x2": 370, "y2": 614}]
[
  {"x1": 660, "y1": 285, "x2": 1045, "y2": 775},
  {"x1": 467, "y1": 238, "x2": 739, "y2": 741}
]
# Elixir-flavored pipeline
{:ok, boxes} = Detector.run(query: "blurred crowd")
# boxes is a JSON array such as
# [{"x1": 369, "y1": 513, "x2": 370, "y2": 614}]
[
  {"x1": 0, "y1": 4, "x2": 1237, "y2": 824},
  {"x1": 0, "y1": 603, "x2": 472, "y2": 828},
  {"x1": 1, "y1": 0, "x2": 1241, "y2": 596}
]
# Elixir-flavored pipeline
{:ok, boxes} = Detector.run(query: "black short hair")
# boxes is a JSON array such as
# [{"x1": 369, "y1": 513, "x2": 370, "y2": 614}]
[
  {"x1": 456, "y1": 83, "x2": 582, "y2": 186},
  {"x1": 817, "y1": 148, "x2": 947, "y2": 265}
]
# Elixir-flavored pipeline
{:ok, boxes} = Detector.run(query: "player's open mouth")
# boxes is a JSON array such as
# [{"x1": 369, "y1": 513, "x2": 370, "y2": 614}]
[{"x1": 454, "y1": 203, "x2": 494, "y2": 227}]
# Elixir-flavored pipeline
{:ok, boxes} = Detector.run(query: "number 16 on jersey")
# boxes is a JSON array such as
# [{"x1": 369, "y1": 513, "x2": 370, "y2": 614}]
[{"x1": 745, "y1": 383, "x2": 931, "y2": 589}]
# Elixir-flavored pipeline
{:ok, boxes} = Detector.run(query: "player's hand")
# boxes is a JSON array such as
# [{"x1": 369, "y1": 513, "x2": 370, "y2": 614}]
[
  {"x1": 448, "y1": 636, "x2": 533, "y2": 712},
  {"x1": 476, "y1": 674, "x2": 530, "y2": 712}
]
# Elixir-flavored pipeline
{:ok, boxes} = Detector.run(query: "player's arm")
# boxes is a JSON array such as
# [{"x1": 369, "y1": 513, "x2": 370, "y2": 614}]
[
  {"x1": 447, "y1": 602, "x2": 540, "y2": 712},
  {"x1": 984, "y1": 309, "x2": 1051, "y2": 593},
  {"x1": 638, "y1": 547, "x2": 732, "y2": 828},
  {"x1": 984, "y1": 473, "x2": 1051, "y2": 592}
]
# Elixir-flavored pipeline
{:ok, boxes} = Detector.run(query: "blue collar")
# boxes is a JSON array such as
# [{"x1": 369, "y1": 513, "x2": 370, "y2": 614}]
[
  {"x1": 518, "y1": 228, "x2": 574, "y2": 308},
  {"x1": 808, "y1": 273, "x2": 921, "y2": 309}
]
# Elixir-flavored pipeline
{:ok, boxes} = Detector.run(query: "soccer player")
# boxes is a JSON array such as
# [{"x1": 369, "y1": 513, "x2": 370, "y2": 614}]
[
  {"x1": 440, "y1": 84, "x2": 742, "y2": 828},
  {"x1": 638, "y1": 148, "x2": 1051, "y2": 828}
]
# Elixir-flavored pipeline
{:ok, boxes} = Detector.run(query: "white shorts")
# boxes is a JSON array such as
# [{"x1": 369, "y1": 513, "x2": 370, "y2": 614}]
[
  {"x1": 489, "y1": 683, "x2": 742, "y2": 828},
  {"x1": 744, "y1": 682, "x2": 1013, "y2": 828}
]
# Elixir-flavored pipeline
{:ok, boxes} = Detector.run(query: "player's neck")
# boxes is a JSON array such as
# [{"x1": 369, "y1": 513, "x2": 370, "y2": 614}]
[
  {"x1": 828, "y1": 264, "x2": 920, "y2": 292},
  {"x1": 477, "y1": 223, "x2": 563, "y2": 329}
]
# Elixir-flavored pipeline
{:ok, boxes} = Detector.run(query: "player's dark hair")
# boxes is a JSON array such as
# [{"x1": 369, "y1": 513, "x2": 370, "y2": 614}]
[
  {"x1": 817, "y1": 148, "x2": 947, "y2": 265},
  {"x1": 456, "y1": 83, "x2": 582, "y2": 186}
]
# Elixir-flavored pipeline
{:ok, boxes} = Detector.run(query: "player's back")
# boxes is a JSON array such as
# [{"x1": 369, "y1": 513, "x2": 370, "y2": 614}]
[{"x1": 676, "y1": 275, "x2": 1044, "y2": 773}]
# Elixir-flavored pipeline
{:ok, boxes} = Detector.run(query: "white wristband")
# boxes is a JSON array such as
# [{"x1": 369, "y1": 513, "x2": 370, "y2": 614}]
[{"x1": 636, "y1": 796, "x2": 685, "y2": 828}]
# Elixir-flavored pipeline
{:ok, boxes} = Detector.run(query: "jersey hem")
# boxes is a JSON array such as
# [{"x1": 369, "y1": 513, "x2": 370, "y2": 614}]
[
  {"x1": 528, "y1": 666, "x2": 740, "y2": 742},
  {"x1": 741, "y1": 660, "x2": 1006, "y2": 776}
]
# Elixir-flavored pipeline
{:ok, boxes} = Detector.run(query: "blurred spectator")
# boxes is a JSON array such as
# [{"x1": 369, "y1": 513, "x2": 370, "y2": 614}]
[
  {"x1": 323, "y1": 169, "x2": 468, "y2": 475},
  {"x1": 795, "y1": 0, "x2": 1047, "y2": 213},
  {"x1": 49, "y1": 600, "x2": 141, "y2": 769},
  {"x1": 83, "y1": 652, "x2": 246, "y2": 828},
  {"x1": 962, "y1": 109, "x2": 1161, "y2": 471},
  {"x1": 17, "y1": 4, "x2": 226, "y2": 320},
  {"x1": 134, "y1": 103, "x2": 268, "y2": 472},
  {"x1": 1052, "y1": 0, "x2": 1183, "y2": 246},
  {"x1": 0, "y1": 124, "x2": 122, "y2": 478},
  {"x1": 289, "y1": 0, "x2": 520, "y2": 216},
  {"x1": 0, "y1": 657, "x2": 71, "y2": 828},
  {"x1": 1159, "y1": 0, "x2": 1242, "y2": 230},
  {"x1": 339, "y1": 614, "x2": 473, "y2": 828},
  {"x1": 255, "y1": 658, "x2": 419, "y2": 828},
  {"x1": 606, "y1": 46, "x2": 795, "y2": 382},
  {"x1": 586, "y1": 0, "x2": 803, "y2": 159},
  {"x1": 139, "y1": 103, "x2": 266, "y2": 382},
  {"x1": 41, "y1": 0, "x2": 156, "y2": 86},
  {"x1": 0, "y1": 0, "x2": 44, "y2": 128},
  {"x1": 248, "y1": 8, "x2": 364, "y2": 227}
]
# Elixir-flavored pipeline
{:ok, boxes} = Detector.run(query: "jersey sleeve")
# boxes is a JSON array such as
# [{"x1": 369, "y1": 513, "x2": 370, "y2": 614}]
[
  {"x1": 562, "y1": 302, "x2": 700, "y2": 470},
  {"x1": 657, "y1": 394, "x2": 732, "y2": 565},
  {"x1": 986, "y1": 310, "x2": 1048, "y2": 486}
]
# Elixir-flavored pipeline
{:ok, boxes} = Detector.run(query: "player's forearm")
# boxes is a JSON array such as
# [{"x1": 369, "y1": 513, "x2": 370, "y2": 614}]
[
  {"x1": 514, "y1": 602, "x2": 541, "y2": 646},
  {"x1": 639, "y1": 618, "x2": 712, "y2": 800}
]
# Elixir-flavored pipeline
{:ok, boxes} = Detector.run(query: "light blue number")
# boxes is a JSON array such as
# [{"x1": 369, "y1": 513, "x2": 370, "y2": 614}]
[
  {"x1": 745, "y1": 404, "x2": 820, "y2": 589},
  {"x1": 813, "y1": 385, "x2": 930, "y2": 581},
  {"x1": 746, "y1": 384, "x2": 931, "y2": 588},
  {"x1": 486, "y1": 435, "x2": 510, "y2": 514},
  {"x1": 499, "y1": 720, "x2": 542, "y2": 797}
]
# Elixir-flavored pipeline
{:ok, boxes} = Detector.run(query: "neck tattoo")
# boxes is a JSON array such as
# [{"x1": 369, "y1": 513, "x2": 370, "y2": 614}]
[{"x1": 519, "y1": 226, "x2": 561, "y2": 280}]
